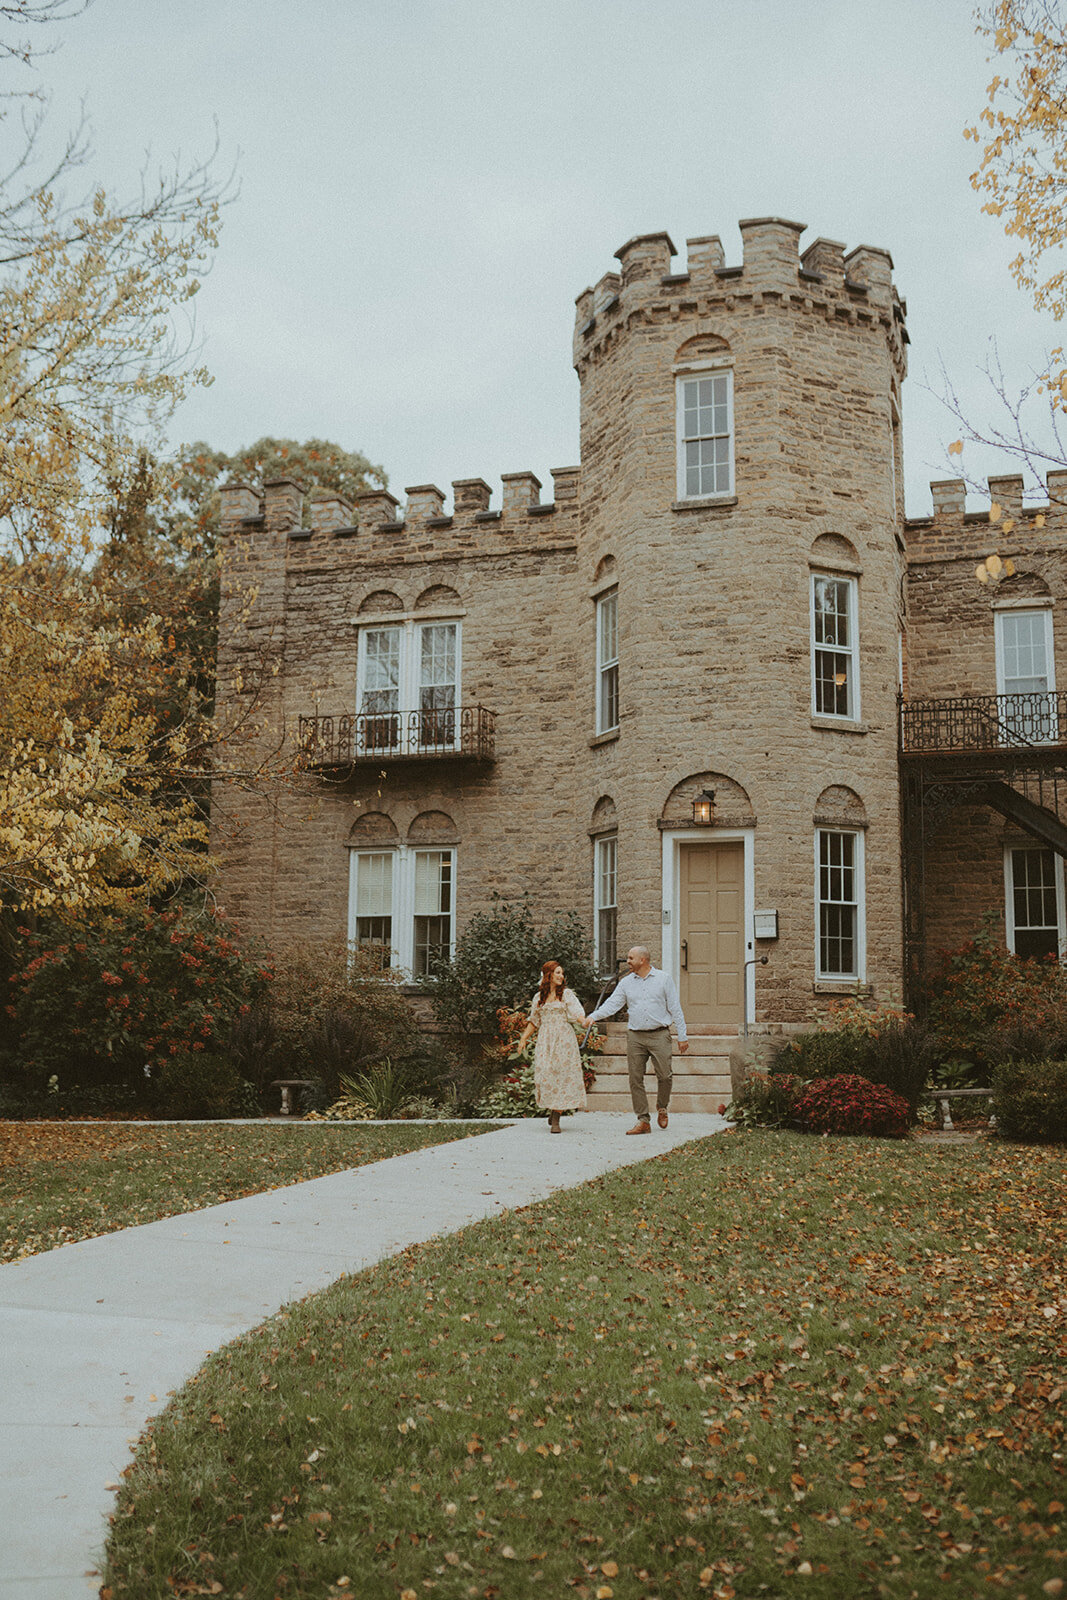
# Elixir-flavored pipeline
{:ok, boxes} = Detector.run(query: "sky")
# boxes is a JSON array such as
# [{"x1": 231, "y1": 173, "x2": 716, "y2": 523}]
[{"x1": 27, "y1": 0, "x2": 1066, "y2": 519}]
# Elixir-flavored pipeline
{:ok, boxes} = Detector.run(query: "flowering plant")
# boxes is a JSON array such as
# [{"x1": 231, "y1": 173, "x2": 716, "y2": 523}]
[
  {"x1": 9, "y1": 907, "x2": 271, "y2": 1096},
  {"x1": 476, "y1": 1005, "x2": 602, "y2": 1117},
  {"x1": 792, "y1": 1073, "x2": 909, "y2": 1138}
]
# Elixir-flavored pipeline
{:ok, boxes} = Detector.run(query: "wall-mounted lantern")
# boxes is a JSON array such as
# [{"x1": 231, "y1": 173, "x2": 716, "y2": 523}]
[{"x1": 692, "y1": 789, "x2": 716, "y2": 826}]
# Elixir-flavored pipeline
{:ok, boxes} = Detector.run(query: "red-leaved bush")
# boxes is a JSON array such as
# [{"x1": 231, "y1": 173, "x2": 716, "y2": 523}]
[{"x1": 793, "y1": 1073, "x2": 909, "y2": 1138}]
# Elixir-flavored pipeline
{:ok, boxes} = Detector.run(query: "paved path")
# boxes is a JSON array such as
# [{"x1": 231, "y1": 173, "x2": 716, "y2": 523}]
[{"x1": 0, "y1": 1112, "x2": 728, "y2": 1598}]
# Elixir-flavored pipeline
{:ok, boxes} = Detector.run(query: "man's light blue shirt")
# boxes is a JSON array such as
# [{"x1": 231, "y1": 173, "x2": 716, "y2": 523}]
[{"x1": 586, "y1": 967, "x2": 687, "y2": 1040}]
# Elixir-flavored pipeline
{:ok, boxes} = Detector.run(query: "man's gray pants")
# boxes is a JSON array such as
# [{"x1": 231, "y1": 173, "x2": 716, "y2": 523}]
[{"x1": 626, "y1": 1026, "x2": 673, "y2": 1118}]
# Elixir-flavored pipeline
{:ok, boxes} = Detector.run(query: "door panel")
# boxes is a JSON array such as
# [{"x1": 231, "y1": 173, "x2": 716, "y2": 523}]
[{"x1": 680, "y1": 842, "x2": 744, "y2": 1025}]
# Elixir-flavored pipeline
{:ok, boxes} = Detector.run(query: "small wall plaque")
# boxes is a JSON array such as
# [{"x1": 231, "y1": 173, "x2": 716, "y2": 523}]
[{"x1": 754, "y1": 909, "x2": 779, "y2": 940}]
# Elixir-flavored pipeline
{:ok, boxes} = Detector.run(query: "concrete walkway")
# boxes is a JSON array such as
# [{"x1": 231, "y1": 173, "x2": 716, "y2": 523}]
[{"x1": 0, "y1": 1112, "x2": 729, "y2": 1598}]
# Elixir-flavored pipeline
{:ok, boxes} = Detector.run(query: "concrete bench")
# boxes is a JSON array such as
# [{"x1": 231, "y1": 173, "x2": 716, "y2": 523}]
[{"x1": 929, "y1": 1086, "x2": 995, "y2": 1131}]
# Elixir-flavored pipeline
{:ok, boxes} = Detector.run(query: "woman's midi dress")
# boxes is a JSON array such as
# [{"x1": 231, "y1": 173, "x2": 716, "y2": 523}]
[{"x1": 528, "y1": 987, "x2": 587, "y2": 1111}]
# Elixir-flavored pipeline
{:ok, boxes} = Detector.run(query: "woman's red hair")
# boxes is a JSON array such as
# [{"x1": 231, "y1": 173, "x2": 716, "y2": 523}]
[{"x1": 538, "y1": 960, "x2": 564, "y2": 1005}]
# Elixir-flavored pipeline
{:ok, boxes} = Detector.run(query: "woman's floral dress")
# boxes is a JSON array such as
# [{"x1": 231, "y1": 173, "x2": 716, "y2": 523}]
[{"x1": 528, "y1": 987, "x2": 587, "y2": 1110}]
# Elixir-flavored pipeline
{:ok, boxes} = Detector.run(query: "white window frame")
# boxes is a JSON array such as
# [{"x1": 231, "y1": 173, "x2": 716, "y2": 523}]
[
  {"x1": 994, "y1": 603, "x2": 1057, "y2": 744},
  {"x1": 811, "y1": 572, "x2": 860, "y2": 721},
  {"x1": 595, "y1": 589, "x2": 619, "y2": 735},
  {"x1": 675, "y1": 362, "x2": 734, "y2": 501},
  {"x1": 347, "y1": 845, "x2": 457, "y2": 977},
  {"x1": 994, "y1": 605, "x2": 1055, "y2": 697},
  {"x1": 355, "y1": 617, "x2": 462, "y2": 752},
  {"x1": 1003, "y1": 844, "x2": 1066, "y2": 961},
  {"x1": 594, "y1": 833, "x2": 618, "y2": 976},
  {"x1": 815, "y1": 828, "x2": 866, "y2": 982}
]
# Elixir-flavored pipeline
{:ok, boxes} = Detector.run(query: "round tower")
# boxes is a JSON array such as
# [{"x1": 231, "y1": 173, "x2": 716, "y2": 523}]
[{"x1": 572, "y1": 218, "x2": 908, "y2": 1028}]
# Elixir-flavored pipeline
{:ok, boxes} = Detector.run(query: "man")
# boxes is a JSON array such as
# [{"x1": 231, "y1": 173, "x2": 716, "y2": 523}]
[{"x1": 585, "y1": 945, "x2": 689, "y2": 1134}]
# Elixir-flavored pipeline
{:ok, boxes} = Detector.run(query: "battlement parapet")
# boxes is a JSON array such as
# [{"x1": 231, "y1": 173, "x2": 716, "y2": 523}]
[
  {"x1": 220, "y1": 469, "x2": 581, "y2": 572},
  {"x1": 573, "y1": 217, "x2": 905, "y2": 370},
  {"x1": 906, "y1": 471, "x2": 1067, "y2": 563}
]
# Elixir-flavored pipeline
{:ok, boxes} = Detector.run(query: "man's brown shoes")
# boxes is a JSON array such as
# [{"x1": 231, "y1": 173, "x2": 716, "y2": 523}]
[
  {"x1": 626, "y1": 1119, "x2": 651, "y2": 1135},
  {"x1": 657, "y1": 1110, "x2": 669, "y2": 1129}
]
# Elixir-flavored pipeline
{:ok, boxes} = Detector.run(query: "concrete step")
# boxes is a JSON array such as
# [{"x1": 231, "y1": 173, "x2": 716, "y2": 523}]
[
  {"x1": 589, "y1": 1071, "x2": 732, "y2": 1097},
  {"x1": 592, "y1": 1036, "x2": 736, "y2": 1060},
  {"x1": 585, "y1": 1091, "x2": 732, "y2": 1114}
]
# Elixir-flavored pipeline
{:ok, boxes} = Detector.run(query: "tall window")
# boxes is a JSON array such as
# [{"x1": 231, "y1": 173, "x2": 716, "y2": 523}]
[
  {"x1": 995, "y1": 607, "x2": 1056, "y2": 742},
  {"x1": 1006, "y1": 846, "x2": 1063, "y2": 961},
  {"x1": 594, "y1": 835, "x2": 618, "y2": 975},
  {"x1": 676, "y1": 369, "x2": 733, "y2": 499},
  {"x1": 413, "y1": 850, "x2": 453, "y2": 976},
  {"x1": 812, "y1": 573, "x2": 859, "y2": 720},
  {"x1": 596, "y1": 590, "x2": 619, "y2": 734},
  {"x1": 348, "y1": 847, "x2": 456, "y2": 975},
  {"x1": 816, "y1": 829, "x2": 864, "y2": 980},
  {"x1": 357, "y1": 620, "x2": 460, "y2": 752},
  {"x1": 351, "y1": 851, "x2": 393, "y2": 965}
]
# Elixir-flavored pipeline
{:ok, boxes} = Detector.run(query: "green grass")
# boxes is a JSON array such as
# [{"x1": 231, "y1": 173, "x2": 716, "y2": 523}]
[
  {"x1": 0, "y1": 1121, "x2": 494, "y2": 1262},
  {"x1": 103, "y1": 1132, "x2": 1066, "y2": 1600}
]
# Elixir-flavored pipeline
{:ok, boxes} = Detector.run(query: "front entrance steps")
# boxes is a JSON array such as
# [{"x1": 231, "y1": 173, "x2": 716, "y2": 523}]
[{"x1": 585, "y1": 1021, "x2": 737, "y2": 1113}]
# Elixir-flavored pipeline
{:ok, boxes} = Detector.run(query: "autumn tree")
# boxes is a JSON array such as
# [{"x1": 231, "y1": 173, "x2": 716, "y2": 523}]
[
  {"x1": 0, "y1": 1, "x2": 235, "y2": 913},
  {"x1": 942, "y1": 2, "x2": 1067, "y2": 500}
]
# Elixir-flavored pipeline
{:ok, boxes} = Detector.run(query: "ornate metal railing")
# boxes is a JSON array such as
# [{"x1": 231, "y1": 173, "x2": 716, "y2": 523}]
[
  {"x1": 299, "y1": 706, "x2": 496, "y2": 766},
  {"x1": 900, "y1": 691, "x2": 1067, "y2": 754}
]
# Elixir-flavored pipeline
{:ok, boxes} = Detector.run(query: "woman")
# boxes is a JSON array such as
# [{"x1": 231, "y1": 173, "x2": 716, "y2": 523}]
[{"x1": 516, "y1": 960, "x2": 588, "y2": 1131}]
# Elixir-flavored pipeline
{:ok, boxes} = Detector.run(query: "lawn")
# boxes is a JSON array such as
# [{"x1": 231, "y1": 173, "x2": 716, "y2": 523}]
[
  {"x1": 103, "y1": 1131, "x2": 1065, "y2": 1600},
  {"x1": 0, "y1": 1121, "x2": 494, "y2": 1263}
]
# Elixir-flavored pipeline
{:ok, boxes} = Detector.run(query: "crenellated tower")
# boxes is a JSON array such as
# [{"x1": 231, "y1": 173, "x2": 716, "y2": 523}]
[{"x1": 571, "y1": 219, "x2": 910, "y2": 1023}]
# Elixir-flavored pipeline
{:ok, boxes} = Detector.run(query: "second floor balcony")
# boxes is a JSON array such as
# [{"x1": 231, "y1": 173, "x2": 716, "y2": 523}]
[
  {"x1": 900, "y1": 691, "x2": 1067, "y2": 760},
  {"x1": 299, "y1": 705, "x2": 496, "y2": 770}
]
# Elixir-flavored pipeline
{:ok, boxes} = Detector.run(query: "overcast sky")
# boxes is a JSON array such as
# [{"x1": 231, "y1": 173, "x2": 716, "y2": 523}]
[{"x1": 32, "y1": 0, "x2": 1064, "y2": 518}]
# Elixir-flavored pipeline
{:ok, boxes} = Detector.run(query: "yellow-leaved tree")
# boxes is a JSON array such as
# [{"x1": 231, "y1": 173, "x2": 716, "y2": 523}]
[
  {"x1": 939, "y1": 2, "x2": 1067, "y2": 500},
  {"x1": 969, "y1": 1, "x2": 1067, "y2": 345},
  {"x1": 0, "y1": 0, "x2": 235, "y2": 912}
]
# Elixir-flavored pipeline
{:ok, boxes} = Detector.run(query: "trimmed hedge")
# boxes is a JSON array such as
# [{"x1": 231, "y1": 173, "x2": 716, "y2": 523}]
[
  {"x1": 992, "y1": 1059, "x2": 1067, "y2": 1143},
  {"x1": 793, "y1": 1074, "x2": 909, "y2": 1138}
]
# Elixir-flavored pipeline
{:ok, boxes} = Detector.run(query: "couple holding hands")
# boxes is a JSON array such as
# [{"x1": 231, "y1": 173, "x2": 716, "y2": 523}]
[{"x1": 515, "y1": 944, "x2": 689, "y2": 1134}]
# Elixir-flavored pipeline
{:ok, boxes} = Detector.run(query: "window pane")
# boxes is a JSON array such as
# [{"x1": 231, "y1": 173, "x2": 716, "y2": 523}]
[
  {"x1": 1002, "y1": 612, "x2": 1048, "y2": 688},
  {"x1": 595, "y1": 836, "x2": 618, "y2": 975},
  {"x1": 1011, "y1": 848, "x2": 1059, "y2": 959},
  {"x1": 362, "y1": 629, "x2": 401, "y2": 712},
  {"x1": 818, "y1": 831, "x2": 858, "y2": 977},
  {"x1": 356, "y1": 853, "x2": 392, "y2": 918},
  {"x1": 414, "y1": 916, "x2": 451, "y2": 975},
  {"x1": 414, "y1": 851, "x2": 451, "y2": 915}
]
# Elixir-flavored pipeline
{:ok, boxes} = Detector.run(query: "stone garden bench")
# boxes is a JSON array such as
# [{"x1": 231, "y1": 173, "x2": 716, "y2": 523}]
[
  {"x1": 930, "y1": 1086, "x2": 996, "y2": 1131},
  {"x1": 270, "y1": 1078, "x2": 316, "y2": 1116}
]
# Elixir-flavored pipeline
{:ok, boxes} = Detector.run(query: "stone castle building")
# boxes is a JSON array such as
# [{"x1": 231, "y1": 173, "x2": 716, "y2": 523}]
[{"x1": 212, "y1": 217, "x2": 1067, "y2": 1105}]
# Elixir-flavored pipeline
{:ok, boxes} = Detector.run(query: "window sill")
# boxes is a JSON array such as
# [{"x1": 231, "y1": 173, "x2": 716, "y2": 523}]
[
  {"x1": 671, "y1": 495, "x2": 738, "y2": 513},
  {"x1": 810, "y1": 716, "x2": 868, "y2": 735},
  {"x1": 813, "y1": 980, "x2": 871, "y2": 996},
  {"x1": 589, "y1": 729, "x2": 620, "y2": 748}
]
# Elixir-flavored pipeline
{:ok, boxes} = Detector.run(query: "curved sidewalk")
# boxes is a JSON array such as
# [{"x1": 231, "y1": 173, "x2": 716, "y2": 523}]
[{"x1": 0, "y1": 1112, "x2": 729, "y2": 1598}]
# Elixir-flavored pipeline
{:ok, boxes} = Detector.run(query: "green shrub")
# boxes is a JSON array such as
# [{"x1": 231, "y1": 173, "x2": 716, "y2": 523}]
[
  {"x1": 150, "y1": 1051, "x2": 252, "y2": 1120},
  {"x1": 793, "y1": 1074, "x2": 909, "y2": 1138},
  {"x1": 771, "y1": 999, "x2": 934, "y2": 1119},
  {"x1": 9, "y1": 907, "x2": 271, "y2": 1101},
  {"x1": 991, "y1": 1059, "x2": 1067, "y2": 1143},
  {"x1": 420, "y1": 901, "x2": 597, "y2": 1047},
  {"x1": 263, "y1": 941, "x2": 416, "y2": 1100},
  {"x1": 725, "y1": 1071, "x2": 799, "y2": 1129}
]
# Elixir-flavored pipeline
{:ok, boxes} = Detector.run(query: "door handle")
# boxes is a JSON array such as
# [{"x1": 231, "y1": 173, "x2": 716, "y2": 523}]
[{"x1": 681, "y1": 940, "x2": 688, "y2": 971}]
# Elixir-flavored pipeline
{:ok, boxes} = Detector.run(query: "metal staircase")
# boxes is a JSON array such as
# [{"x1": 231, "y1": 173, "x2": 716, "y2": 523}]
[{"x1": 899, "y1": 690, "x2": 1067, "y2": 1003}]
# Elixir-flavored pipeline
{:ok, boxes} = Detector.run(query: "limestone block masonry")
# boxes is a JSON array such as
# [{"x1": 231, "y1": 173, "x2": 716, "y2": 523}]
[{"x1": 212, "y1": 215, "x2": 1067, "y2": 1072}]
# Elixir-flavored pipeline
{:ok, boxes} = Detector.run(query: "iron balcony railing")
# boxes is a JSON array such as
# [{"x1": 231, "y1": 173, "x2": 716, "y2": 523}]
[
  {"x1": 299, "y1": 705, "x2": 496, "y2": 767},
  {"x1": 900, "y1": 691, "x2": 1067, "y2": 754}
]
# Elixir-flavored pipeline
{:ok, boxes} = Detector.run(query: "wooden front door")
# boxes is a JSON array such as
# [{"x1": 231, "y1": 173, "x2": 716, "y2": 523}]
[{"x1": 679, "y1": 841, "x2": 744, "y2": 1026}]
